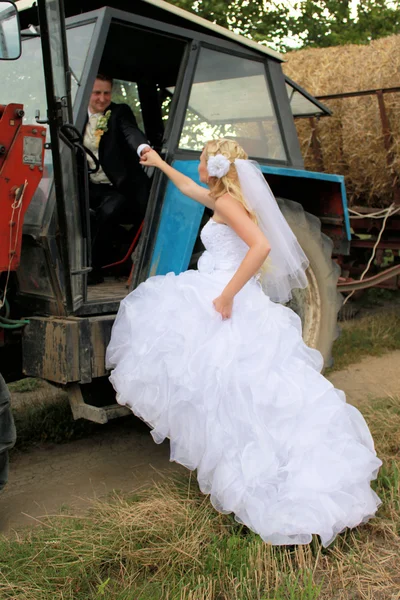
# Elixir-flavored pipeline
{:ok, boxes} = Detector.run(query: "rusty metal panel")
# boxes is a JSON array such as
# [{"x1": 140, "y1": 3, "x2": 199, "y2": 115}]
[
  {"x1": 22, "y1": 317, "x2": 80, "y2": 383},
  {"x1": 90, "y1": 315, "x2": 115, "y2": 379},
  {"x1": 22, "y1": 314, "x2": 117, "y2": 383}
]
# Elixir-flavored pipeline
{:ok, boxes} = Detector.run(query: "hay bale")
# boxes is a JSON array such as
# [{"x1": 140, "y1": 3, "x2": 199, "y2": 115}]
[{"x1": 283, "y1": 35, "x2": 400, "y2": 207}]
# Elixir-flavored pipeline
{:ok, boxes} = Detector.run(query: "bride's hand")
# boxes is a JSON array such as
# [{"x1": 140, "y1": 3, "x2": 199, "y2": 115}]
[
  {"x1": 140, "y1": 148, "x2": 164, "y2": 169},
  {"x1": 213, "y1": 294, "x2": 233, "y2": 320}
]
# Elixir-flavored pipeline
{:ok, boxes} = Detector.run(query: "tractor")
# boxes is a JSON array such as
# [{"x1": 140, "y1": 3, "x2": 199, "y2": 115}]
[{"x1": 0, "y1": 0, "x2": 347, "y2": 423}]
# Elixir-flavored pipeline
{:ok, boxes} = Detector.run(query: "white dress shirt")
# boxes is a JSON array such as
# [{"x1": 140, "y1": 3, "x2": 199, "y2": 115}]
[
  {"x1": 137, "y1": 143, "x2": 151, "y2": 157},
  {"x1": 84, "y1": 111, "x2": 112, "y2": 185}
]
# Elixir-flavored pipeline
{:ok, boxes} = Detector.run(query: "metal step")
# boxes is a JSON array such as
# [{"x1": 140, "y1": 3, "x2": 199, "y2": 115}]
[{"x1": 67, "y1": 383, "x2": 131, "y2": 423}]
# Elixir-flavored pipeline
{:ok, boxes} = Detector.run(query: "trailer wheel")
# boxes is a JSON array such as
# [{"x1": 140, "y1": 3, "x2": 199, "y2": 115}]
[{"x1": 277, "y1": 198, "x2": 343, "y2": 369}]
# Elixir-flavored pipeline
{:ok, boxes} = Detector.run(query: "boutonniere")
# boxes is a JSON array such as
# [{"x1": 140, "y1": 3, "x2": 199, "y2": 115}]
[{"x1": 94, "y1": 110, "x2": 111, "y2": 147}]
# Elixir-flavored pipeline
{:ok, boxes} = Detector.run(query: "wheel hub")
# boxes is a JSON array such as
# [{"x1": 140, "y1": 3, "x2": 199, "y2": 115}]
[{"x1": 286, "y1": 266, "x2": 321, "y2": 349}]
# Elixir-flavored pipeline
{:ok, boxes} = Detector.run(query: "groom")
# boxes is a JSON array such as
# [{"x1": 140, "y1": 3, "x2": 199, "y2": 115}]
[{"x1": 84, "y1": 74, "x2": 151, "y2": 283}]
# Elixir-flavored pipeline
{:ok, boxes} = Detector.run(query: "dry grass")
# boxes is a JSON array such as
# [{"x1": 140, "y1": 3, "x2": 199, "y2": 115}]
[
  {"x1": 11, "y1": 397, "x2": 98, "y2": 449},
  {"x1": 283, "y1": 35, "x2": 400, "y2": 207},
  {"x1": 1, "y1": 391, "x2": 400, "y2": 599}
]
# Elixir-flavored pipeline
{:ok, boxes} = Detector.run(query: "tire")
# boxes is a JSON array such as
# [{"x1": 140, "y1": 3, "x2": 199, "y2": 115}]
[{"x1": 277, "y1": 198, "x2": 343, "y2": 369}]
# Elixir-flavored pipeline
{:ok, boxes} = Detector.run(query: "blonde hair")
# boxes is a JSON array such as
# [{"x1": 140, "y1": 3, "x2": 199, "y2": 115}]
[{"x1": 204, "y1": 139, "x2": 257, "y2": 223}]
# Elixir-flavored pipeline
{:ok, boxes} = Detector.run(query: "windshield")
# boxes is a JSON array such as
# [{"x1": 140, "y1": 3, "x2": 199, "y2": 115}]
[{"x1": 178, "y1": 47, "x2": 287, "y2": 161}]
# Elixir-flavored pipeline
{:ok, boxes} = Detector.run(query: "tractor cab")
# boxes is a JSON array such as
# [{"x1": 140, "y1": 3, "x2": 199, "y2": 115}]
[{"x1": 4, "y1": 0, "x2": 331, "y2": 318}]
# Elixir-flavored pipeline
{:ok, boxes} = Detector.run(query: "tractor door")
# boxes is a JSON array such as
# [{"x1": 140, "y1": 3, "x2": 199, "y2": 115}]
[{"x1": 35, "y1": 0, "x2": 86, "y2": 313}]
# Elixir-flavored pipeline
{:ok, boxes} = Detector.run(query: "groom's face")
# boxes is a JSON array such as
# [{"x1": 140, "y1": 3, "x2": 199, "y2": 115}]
[{"x1": 89, "y1": 79, "x2": 112, "y2": 114}]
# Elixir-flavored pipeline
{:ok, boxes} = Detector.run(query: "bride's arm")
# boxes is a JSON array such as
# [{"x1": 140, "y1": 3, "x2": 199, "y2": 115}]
[
  {"x1": 140, "y1": 149, "x2": 214, "y2": 209},
  {"x1": 213, "y1": 194, "x2": 271, "y2": 319}
]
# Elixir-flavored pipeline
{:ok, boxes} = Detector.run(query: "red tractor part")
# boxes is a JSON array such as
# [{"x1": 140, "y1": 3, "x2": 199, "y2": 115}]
[{"x1": 0, "y1": 103, "x2": 46, "y2": 273}]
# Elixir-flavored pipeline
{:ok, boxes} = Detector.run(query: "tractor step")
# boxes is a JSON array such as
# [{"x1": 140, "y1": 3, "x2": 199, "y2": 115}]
[{"x1": 67, "y1": 383, "x2": 130, "y2": 424}]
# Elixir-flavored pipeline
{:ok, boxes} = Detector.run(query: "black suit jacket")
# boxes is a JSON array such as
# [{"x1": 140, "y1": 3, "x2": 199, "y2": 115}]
[{"x1": 85, "y1": 102, "x2": 150, "y2": 218}]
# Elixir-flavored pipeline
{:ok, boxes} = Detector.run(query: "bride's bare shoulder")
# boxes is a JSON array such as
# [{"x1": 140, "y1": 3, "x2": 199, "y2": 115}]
[{"x1": 215, "y1": 194, "x2": 250, "y2": 219}]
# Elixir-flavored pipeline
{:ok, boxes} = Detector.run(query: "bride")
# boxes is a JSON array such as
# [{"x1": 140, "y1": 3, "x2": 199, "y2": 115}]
[{"x1": 106, "y1": 138, "x2": 381, "y2": 547}]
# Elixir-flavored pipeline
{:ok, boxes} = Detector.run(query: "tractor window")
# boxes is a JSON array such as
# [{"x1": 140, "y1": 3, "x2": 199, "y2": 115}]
[
  {"x1": 67, "y1": 23, "x2": 96, "y2": 100},
  {"x1": 285, "y1": 78, "x2": 331, "y2": 118},
  {"x1": 0, "y1": 22, "x2": 95, "y2": 132},
  {"x1": 0, "y1": 22, "x2": 97, "y2": 232},
  {"x1": 178, "y1": 47, "x2": 286, "y2": 161},
  {"x1": 112, "y1": 80, "x2": 144, "y2": 132},
  {"x1": 1, "y1": 36, "x2": 47, "y2": 132},
  {"x1": 110, "y1": 80, "x2": 172, "y2": 151},
  {"x1": 99, "y1": 22, "x2": 186, "y2": 152}
]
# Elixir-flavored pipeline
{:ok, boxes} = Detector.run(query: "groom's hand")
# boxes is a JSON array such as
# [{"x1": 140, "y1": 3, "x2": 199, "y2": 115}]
[{"x1": 140, "y1": 146, "x2": 151, "y2": 157}]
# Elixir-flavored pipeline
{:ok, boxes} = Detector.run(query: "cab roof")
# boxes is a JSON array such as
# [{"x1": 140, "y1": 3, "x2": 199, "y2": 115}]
[{"x1": 16, "y1": 0, "x2": 283, "y2": 61}]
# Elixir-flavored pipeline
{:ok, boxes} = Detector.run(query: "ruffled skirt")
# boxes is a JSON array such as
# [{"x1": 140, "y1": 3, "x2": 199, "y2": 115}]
[{"x1": 106, "y1": 269, "x2": 381, "y2": 547}]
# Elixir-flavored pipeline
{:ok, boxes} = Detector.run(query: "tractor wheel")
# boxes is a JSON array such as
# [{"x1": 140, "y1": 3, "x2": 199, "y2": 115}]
[{"x1": 277, "y1": 198, "x2": 343, "y2": 369}]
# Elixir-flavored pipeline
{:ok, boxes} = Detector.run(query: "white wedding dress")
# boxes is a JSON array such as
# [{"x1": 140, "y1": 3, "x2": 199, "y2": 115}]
[{"x1": 106, "y1": 218, "x2": 382, "y2": 547}]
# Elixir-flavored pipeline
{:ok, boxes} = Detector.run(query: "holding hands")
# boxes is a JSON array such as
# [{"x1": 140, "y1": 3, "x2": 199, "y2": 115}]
[{"x1": 140, "y1": 147, "x2": 164, "y2": 168}]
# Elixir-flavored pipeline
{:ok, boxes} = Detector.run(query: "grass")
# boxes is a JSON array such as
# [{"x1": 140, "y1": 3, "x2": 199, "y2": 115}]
[
  {"x1": 2, "y1": 393, "x2": 400, "y2": 599},
  {"x1": 11, "y1": 398, "x2": 97, "y2": 449},
  {"x1": 0, "y1": 477, "x2": 327, "y2": 599},
  {"x1": 328, "y1": 309, "x2": 400, "y2": 373},
  {"x1": 8, "y1": 377, "x2": 43, "y2": 394}
]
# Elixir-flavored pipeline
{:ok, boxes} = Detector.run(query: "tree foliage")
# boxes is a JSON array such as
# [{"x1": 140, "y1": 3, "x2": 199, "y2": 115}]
[
  {"x1": 290, "y1": 0, "x2": 400, "y2": 48},
  {"x1": 169, "y1": 0, "x2": 400, "y2": 51},
  {"x1": 172, "y1": 0, "x2": 290, "y2": 46}
]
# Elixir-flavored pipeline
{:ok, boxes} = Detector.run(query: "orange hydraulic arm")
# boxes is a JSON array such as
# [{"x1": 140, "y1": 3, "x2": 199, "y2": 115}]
[{"x1": 0, "y1": 103, "x2": 46, "y2": 273}]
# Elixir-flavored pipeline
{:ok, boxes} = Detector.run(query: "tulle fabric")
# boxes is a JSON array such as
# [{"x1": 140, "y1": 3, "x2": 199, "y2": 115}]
[
  {"x1": 235, "y1": 159, "x2": 309, "y2": 303},
  {"x1": 106, "y1": 277, "x2": 381, "y2": 547},
  {"x1": 106, "y1": 221, "x2": 381, "y2": 547}
]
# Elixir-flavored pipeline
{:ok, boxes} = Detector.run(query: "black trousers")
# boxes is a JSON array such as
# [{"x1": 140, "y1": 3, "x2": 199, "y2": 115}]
[
  {"x1": 0, "y1": 374, "x2": 16, "y2": 492},
  {"x1": 89, "y1": 182, "x2": 143, "y2": 270}
]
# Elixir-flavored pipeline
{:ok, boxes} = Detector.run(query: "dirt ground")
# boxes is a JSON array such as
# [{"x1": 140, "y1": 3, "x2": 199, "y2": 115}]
[
  {"x1": 329, "y1": 350, "x2": 400, "y2": 405},
  {"x1": 0, "y1": 420, "x2": 182, "y2": 533},
  {"x1": 0, "y1": 351, "x2": 399, "y2": 535}
]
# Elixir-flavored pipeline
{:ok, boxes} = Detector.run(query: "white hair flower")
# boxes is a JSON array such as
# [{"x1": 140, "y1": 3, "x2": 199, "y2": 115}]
[{"x1": 207, "y1": 154, "x2": 231, "y2": 178}]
